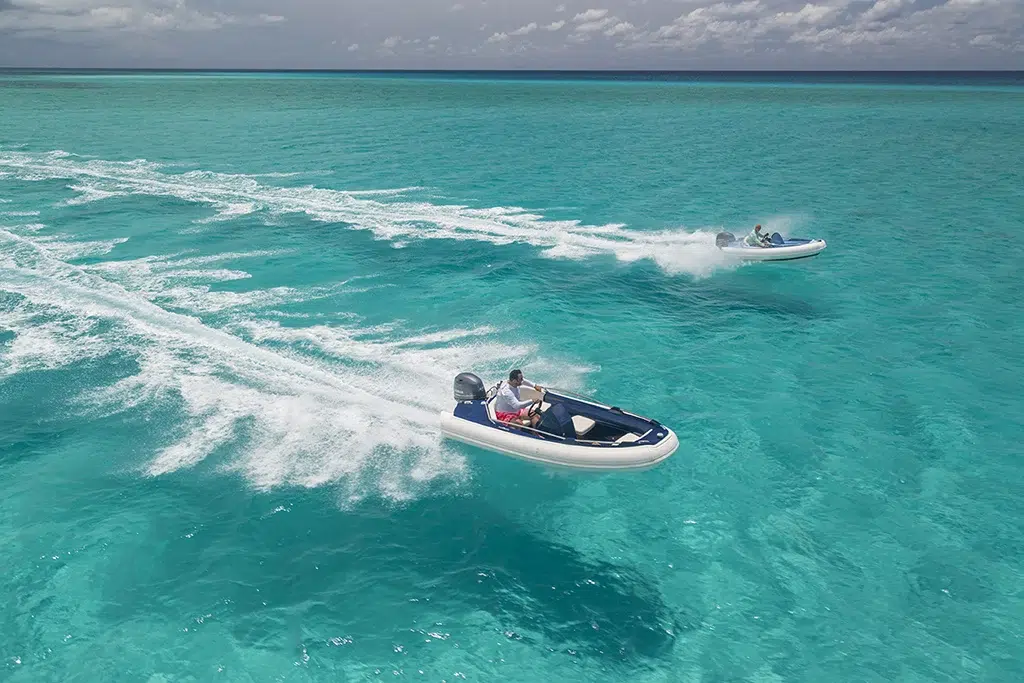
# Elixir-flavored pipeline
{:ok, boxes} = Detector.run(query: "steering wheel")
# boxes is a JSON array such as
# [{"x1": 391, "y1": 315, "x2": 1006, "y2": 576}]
[{"x1": 527, "y1": 401, "x2": 543, "y2": 419}]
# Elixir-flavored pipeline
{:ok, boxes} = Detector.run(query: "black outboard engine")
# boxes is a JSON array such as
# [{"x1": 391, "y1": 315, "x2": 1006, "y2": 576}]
[
  {"x1": 453, "y1": 372, "x2": 487, "y2": 401},
  {"x1": 715, "y1": 231, "x2": 735, "y2": 248}
]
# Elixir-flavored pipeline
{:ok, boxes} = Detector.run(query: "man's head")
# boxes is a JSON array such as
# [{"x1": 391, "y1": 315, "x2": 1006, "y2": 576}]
[
  {"x1": 509, "y1": 369, "x2": 523, "y2": 386},
  {"x1": 755, "y1": 224, "x2": 762, "y2": 233}
]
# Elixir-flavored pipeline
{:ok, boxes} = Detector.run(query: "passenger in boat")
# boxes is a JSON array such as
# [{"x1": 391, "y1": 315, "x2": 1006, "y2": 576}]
[
  {"x1": 744, "y1": 224, "x2": 771, "y2": 247},
  {"x1": 494, "y1": 369, "x2": 545, "y2": 428}
]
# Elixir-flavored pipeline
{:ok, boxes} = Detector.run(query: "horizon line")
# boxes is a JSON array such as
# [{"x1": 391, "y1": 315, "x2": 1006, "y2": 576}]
[{"x1": 1, "y1": 67, "x2": 1022, "y2": 73}]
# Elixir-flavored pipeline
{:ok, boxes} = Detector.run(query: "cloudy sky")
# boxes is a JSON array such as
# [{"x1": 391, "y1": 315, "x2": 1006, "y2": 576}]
[{"x1": 0, "y1": 0, "x2": 1020, "y2": 69}]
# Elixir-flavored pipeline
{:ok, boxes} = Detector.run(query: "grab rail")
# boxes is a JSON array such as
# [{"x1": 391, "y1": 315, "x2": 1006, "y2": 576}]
[
  {"x1": 575, "y1": 428, "x2": 654, "y2": 446},
  {"x1": 545, "y1": 386, "x2": 605, "y2": 405},
  {"x1": 547, "y1": 387, "x2": 646, "y2": 420},
  {"x1": 501, "y1": 421, "x2": 566, "y2": 441}
]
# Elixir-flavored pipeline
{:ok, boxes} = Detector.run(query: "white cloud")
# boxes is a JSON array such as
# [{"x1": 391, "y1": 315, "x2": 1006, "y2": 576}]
[
  {"x1": 626, "y1": 0, "x2": 834, "y2": 50},
  {"x1": 859, "y1": 0, "x2": 908, "y2": 25},
  {"x1": 0, "y1": 0, "x2": 284, "y2": 34},
  {"x1": 789, "y1": 24, "x2": 911, "y2": 47},
  {"x1": 576, "y1": 17, "x2": 615, "y2": 32},
  {"x1": 782, "y1": 0, "x2": 1023, "y2": 54},
  {"x1": 605, "y1": 21, "x2": 635, "y2": 36},
  {"x1": 350, "y1": 0, "x2": 1024, "y2": 62},
  {"x1": 484, "y1": 20, "x2": 540, "y2": 44},
  {"x1": 967, "y1": 32, "x2": 1019, "y2": 50},
  {"x1": 347, "y1": 43, "x2": 359, "y2": 52},
  {"x1": 573, "y1": 8, "x2": 610, "y2": 22},
  {"x1": 1, "y1": 0, "x2": 1020, "y2": 66},
  {"x1": 567, "y1": 7, "x2": 633, "y2": 40},
  {"x1": 509, "y1": 21, "x2": 538, "y2": 36},
  {"x1": 771, "y1": 3, "x2": 837, "y2": 29}
]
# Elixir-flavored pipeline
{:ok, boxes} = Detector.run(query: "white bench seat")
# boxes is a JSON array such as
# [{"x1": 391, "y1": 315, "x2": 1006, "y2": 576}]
[{"x1": 571, "y1": 415, "x2": 596, "y2": 437}]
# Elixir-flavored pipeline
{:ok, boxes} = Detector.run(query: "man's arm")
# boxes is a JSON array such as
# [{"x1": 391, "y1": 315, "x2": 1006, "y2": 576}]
[
  {"x1": 514, "y1": 396, "x2": 537, "y2": 409},
  {"x1": 501, "y1": 384, "x2": 535, "y2": 410},
  {"x1": 522, "y1": 379, "x2": 545, "y2": 397}
]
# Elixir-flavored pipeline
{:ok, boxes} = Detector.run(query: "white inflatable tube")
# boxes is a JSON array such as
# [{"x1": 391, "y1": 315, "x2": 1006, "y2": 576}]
[
  {"x1": 719, "y1": 239, "x2": 827, "y2": 262},
  {"x1": 439, "y1": 411, "x2": 679, "y2": 472}
]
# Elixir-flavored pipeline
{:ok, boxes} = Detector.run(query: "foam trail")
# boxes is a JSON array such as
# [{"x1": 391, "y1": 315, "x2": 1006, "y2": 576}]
[
  {"x1": 0, "y1": 149, "x2": 739, "y2": 278},
  {"x1": 0, "y1": 299, "x2": 110, "y2": 377},
  {"x1": 83, "y1": 249, "x2": 369, "y2": 313},
  {"x1": 0, "y1": 229, "x2": 584, "y2": 500},
  {"x1": 232, "y1": 320, "x2": 581, "y2": 394},
  {"x1": 32, "y1": 234, "x2": 129, "y2": 260}
]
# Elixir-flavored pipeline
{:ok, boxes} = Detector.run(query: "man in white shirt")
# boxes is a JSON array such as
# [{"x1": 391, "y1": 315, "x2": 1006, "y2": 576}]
[
  {"x1": 744, "y1": 224, "x2": 771, "y2": 248},
  {"x1": 494, "y1": 369, "x2": 545, "y2": 428}
]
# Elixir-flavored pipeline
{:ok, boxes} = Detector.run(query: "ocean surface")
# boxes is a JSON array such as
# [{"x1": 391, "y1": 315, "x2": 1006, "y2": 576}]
[{"x1": 1, "y1": 71, "x2": 1022, "y2": 682}]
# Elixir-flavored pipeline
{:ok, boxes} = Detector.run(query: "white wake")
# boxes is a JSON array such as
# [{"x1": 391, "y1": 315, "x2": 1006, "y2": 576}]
[
  {"x1": 0, "y1": 149, "x2": 738, "y2": 279},
  {"x1": 0, "y1": 225, "x2": 585, "y2": 501}
]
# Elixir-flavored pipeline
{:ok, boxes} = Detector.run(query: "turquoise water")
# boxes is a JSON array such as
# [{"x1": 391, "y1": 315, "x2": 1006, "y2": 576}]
[{"x1": 1, "y1": 72, "x2": 1022, "y2": 682}]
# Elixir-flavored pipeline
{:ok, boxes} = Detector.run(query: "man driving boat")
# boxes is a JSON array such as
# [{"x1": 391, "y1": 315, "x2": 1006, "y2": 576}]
[
  {"x1": 744, "y1": 224, "x2": 771, "y2": 247},
  {"x1": 495, "y1": 369, "x2": 545, "y2": 428}
]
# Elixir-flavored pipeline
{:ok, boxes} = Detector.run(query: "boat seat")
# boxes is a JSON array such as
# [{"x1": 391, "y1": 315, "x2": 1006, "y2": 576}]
[
  {"x1": 615, "y1": 432, "x2": 641, "y2": 444},
  {"x1": 571, "y1": 415, "x2": 596, "y2": 437},
  {"x1": 488, "y1": 393, "x2": 568, "y2": 432},
  {"x1": 487, "y1": 398, "x2": 543, "y2": 426},
  {"x1": 491, "y1": 399, "x2": 595, "y2": 438}
]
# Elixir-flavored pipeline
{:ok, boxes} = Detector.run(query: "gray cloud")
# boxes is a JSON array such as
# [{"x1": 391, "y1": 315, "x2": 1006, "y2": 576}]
[
  {"x1": 0, "y1": 0, "x2": 1020, "y2": 68},
  {"x1": 0, "y1": 0, "x2": 282, "y2": 35}
]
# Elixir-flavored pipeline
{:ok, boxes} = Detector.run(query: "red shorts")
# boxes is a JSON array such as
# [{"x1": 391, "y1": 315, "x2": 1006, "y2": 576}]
[{"x1": 496, "y1": 406, "x2": 530, "y2": 423}]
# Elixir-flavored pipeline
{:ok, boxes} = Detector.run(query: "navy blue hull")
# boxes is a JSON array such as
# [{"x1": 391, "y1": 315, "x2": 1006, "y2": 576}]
[{"x1": 451, "y1": 390, "x2": 669, "y2": 449}]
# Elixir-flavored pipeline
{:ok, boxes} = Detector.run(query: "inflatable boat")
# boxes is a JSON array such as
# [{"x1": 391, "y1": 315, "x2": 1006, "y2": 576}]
[
  {"x1": 716, "y1": 231, "x2": 826, "y2": 261},
  {"x1": 439, "y1": 373, "x2": 679, "y2": 471}
]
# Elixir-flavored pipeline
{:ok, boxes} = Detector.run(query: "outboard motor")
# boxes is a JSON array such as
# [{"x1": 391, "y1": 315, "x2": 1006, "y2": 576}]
[
  {"x1": 715, "y1": 231, "x2": 735, "y2": 248},
  {"x1": 453, "y1": 372, "x2": 487, "y2": 402}
]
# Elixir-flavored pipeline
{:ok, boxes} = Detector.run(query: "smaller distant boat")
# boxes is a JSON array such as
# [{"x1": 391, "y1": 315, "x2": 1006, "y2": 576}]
[
  {"x1": 716, "y1": 231, "x2": 827, "y2": 261},
  {"x1": 439, "y1": 373, "x2": 678, "y2": 471}
]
